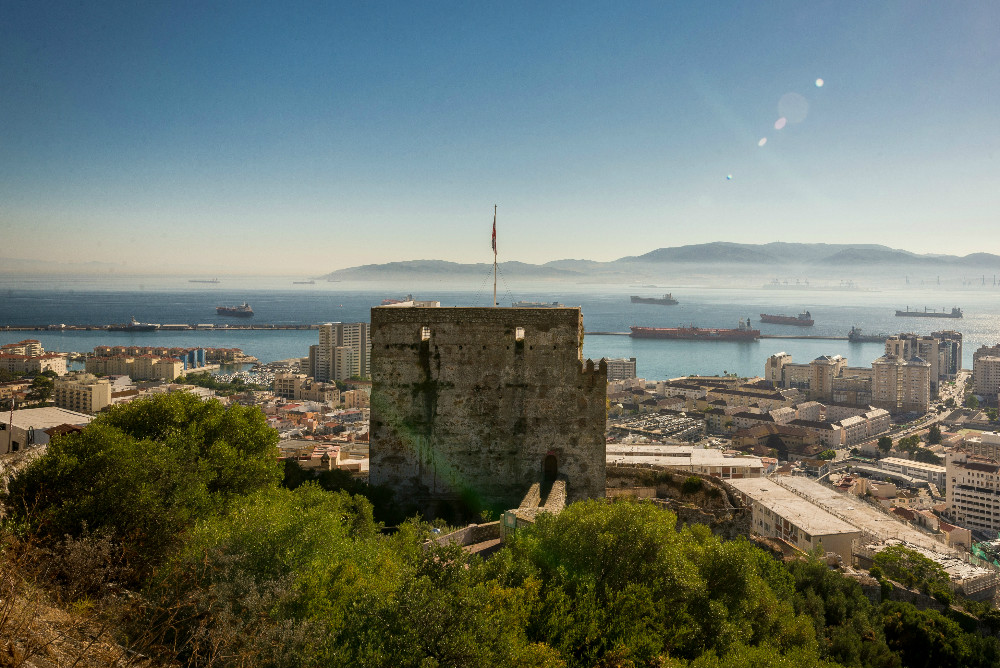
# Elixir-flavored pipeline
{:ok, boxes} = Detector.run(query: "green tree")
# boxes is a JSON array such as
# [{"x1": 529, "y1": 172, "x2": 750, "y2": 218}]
[
  {"x1": 6, "y1": 392, "x2": 281, "y2": 579},
  {"x1": 988, "y1": 408, "x2": 999, "y2": 423},
  {"x1": 965, "y1": 394, "x2": 980, "y2": 410},
  {"x1": 26, "y1": 374, "x2": 54, "y2": 402},
  {"x1": 927, "y1": 425, "x2": 942, "y2": 445},
  {"x1": 817, "y1": 449, "x2": 836, "y2": 461},
  {"x1": 877, "y1": 436, "x2": 893, "y2": 454},
  {"x1": 912, "y1": 448, "x2": 942, "y2": 465}
]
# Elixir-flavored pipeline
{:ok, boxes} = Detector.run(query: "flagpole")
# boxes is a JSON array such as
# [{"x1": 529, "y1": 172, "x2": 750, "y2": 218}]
[{"x1": 492, "y1": 204, "x2": 498, "y2": 307}]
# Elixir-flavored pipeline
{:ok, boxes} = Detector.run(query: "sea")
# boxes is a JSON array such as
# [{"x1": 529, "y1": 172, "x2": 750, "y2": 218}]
[{"x1": 1, "y1": 273, "x2": 998, "y2": 381}]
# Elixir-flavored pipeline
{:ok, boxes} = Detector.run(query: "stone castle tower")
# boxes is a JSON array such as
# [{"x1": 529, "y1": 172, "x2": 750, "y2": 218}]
[{"x1": 369, "y1": 306, "x2": 606, "y2": 513}]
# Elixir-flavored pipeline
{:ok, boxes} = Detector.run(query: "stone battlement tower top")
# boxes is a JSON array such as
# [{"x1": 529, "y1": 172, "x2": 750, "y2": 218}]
[{"x1": 369, "y1": 306, "x2": 606, "y2": 515}]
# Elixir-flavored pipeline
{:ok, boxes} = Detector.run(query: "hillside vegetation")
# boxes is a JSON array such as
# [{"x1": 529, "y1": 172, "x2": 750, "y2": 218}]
[{"x1": 3, "y1": 393, "x2": 1000, "y2": 667}]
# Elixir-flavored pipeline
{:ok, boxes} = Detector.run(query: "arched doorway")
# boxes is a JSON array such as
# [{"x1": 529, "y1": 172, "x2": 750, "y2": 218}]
[{"x1": 543, "y1": 454, "x2": 558, "y2": 482}]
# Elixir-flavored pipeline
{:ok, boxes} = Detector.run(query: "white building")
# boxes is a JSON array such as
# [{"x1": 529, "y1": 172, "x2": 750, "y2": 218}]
[
  {"x1": 727, "y1": 477, "x2": 862, "y2": 561},
  {"x1": 879, "y1": 456, "x2": 947, "y2": 489},
  {"x1": 604, "y1": 357, "x2": 637, "y2": 382},
  {"x1": 0, "y1": 407, "x2": 93, "y2": 454},
  {"x1": 315, "y1": 322, "x2": 371, "y2": 382},
  {"x1": 607, "y1": 444, "x2": 763, "y2": 479},
  {"x1": 53, "y1": 373, "x2": 112, "y2": 414},
  {"x1": 947, "y1": 450, "x2": 1000, "y2": 535}
]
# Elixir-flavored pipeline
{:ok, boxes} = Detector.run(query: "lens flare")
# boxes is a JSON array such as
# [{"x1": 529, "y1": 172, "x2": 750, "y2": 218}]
[
  {"x1": 758, "y1": 137, "x2": 767, "y2": 147},
  {"x1": 774, "y1": 117, "x2": 787, "y2": 130},
  {"x1": 726, "y1": 174, "x2": 733, "y2": 181},
  {"x1": 815, "y1": 78, "x2": 824, "y2": 87}
]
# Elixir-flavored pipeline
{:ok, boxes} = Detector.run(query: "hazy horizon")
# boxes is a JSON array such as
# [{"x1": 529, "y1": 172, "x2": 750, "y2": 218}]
[{"x1": 3, "y1": 3, "x2": 998, "y2": 274}]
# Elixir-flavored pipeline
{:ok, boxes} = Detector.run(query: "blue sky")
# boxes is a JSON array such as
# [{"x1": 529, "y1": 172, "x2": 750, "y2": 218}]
[{"x1": 1, "y1": 2, "x2": 997, "y2": 273}]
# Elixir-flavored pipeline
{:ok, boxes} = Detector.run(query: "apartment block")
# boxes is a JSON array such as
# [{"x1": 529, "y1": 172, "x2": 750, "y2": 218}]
[
  {"x1": 872, "y1": 354, "x2": 931, "y2": 414},
  {"x1": 973, "y1": 344, "x2": 1000, "y2": 401},
  {"x1": 315, "y1": 322, "x2": 371, "y2": 382},
  {"x1": 604, "y1": 357, "x2": 637, "y2": 382},
  {"x1": 53, "y1": 373, "x2": 112, "y2": 414},
  {"x1": 947, "y1": 450, "x2": 1000, "y2": 535}
]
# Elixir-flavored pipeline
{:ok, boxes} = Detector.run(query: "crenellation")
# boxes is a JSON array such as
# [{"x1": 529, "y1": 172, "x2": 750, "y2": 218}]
[{"x1": 370, "y1": 306, "x2": 606, "y2": 514}]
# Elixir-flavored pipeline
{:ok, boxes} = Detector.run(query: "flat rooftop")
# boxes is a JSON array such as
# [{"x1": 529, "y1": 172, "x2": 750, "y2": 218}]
[
  {"x1": 775, "y1": 476, "x2": 963, "y2": 555},
  {"x1": 727, "y1": 477, "x2": 861, "y2": 537},
  {"x1": 8, "y1": 407, "x2": 93, "y2": 430},
  {"x1": 607, "y1": 444, "x2": 763, "y2": 469},
  {"x1": 880, "y1": 457, "x2": 945, "y2": 474}
]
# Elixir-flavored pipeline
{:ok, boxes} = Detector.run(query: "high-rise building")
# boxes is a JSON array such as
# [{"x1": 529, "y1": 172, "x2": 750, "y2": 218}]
[
  {"x1": 604, "y1": 357, "x2": 637, "y2": 381},
  {"x1": 885, "y1": 332, "x2": 963, "y2": 393},
  {"x1": 872, "y1": 354, "x2": 931, "y2": 414},
  {"x1": 315, "y1": 322, "x2": 370, "y2": 381},
  {"x1": 947, "y1": 449, "x2": 1000, "y2": 534},
  {"x1": 973, "y1": 344, "x2": 1000, "y2": 400}
]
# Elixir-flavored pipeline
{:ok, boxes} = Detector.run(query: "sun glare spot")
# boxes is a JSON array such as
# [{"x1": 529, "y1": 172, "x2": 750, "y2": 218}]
[
  {"x1": 726, "y1": 174, "x2": 733, "y2": 181},
  {"x1": 815, "y1": 78, "x2": 825, "y2": 87},
  {"x1": 758, "y1": 137, "x2": 767, "y2": 147},
  {"x1": 774, "y1": 117, "x2": 787, "y2": 130}
]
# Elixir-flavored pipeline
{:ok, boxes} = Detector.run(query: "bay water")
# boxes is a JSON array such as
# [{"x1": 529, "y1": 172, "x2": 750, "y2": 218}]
[{"x1": 1, "y1": 274, "x2": 997, "y2": 381}]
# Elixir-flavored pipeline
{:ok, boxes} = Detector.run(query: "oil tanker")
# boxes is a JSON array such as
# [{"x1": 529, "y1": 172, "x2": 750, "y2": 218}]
[
  {"x1": 760, "y1": 311, "x2": 813, "y2": 326},
  {"x1": 216, "y1": 302, "x2": 254, "y2": 317},
  {"x1": 630, "y1": 319, "x2": 760, "y2": 341},
  {"x1": 630, "y1": 293, "x2": 678, "y2": 305},
  {"x1": 895, "y1": 306, "x2": 962, "y2": 318}
]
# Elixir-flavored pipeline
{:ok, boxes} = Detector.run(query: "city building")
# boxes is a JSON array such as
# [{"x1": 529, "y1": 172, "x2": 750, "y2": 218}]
[
  {"x1": 886, "y1": 332, "x2": 963, "y2": 392},
  {"x1": 53, "y1": 373, "x2": 112, "y2": 414},
  {"x1": 0, "y1": 340, "x2": 44, "y2": 356},
  {"x1": 872, "y1": 354, "x2": 932, "y2": 414},
  {"x1": 604, "y1": 357, "x2": 637, "y2": 382},
  {"x1": 0, "y1": 353, "x2": 67, "y2": 376},
  {"x1": 0, "y1": 406, "x2": 93, "y2": 454},
  {"x1": 314, "y1": 322, "x2": 371, "y2": 382},
  {"x1": 370, "y1": 306, "x2": 606, "y2": 512},
  {"x1": 606, "y1": 444, "x2": 763, "y2": 478},
  {"x1": 972, "y1": 344, "x2": 1000, "y2": 402},
  {"x1": 727, "y1": 477, "x2": 862, "y2": 561},
  {"x1": 879, "y1": 456, "x2": 947, "y2": 488},
  {"x1": 946, "y1": 450, "x2": 1000, "y2": 535}
]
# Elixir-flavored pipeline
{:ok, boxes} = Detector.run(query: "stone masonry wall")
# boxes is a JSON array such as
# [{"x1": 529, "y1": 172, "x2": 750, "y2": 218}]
[{"x1": 369, "y1": 307, "x2": 606, "y2": 510}]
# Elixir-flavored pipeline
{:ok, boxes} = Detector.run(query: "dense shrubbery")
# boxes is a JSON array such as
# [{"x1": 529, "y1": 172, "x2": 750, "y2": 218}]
[{"x1": 4, "y1": 393, "x2": 1000, "y2": 667}]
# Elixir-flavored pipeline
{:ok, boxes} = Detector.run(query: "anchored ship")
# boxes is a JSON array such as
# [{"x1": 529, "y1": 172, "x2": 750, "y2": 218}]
[
  {"x1": 895, "y1": 306, "x2": 963, "y2": 318},
  {"x1": 760, "y1": 311, "x2": 814, "y2": 326},
  {"x1": 512, "y1": 301, "x2": 565, "y2": 307},
  {"x1": 189, "y1": 278, "x2": 220, "y2": 284},
  {"x1": 216, "y1": 302, "x2": 254, "y2": 317},
  {"x1": 629, "y1": 319, "x2": 760, "y2": 341},
  {"x1": 381, "y1": 294, "x2": 414, "y2": 305},
  {"x1": 847, "y1": 326, "x2": 889, "y2": 343},
  {"x1": 631, "y1": 293, "x2": 678, "y2": 305},
  {"x1": 109, "y1": 317, "x2": 160, "y2": 332}
]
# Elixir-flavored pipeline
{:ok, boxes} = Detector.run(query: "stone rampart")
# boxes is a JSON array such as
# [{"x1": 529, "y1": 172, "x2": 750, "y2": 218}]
[{"x1": 370, "y1": 307, "x2": 606, "y2": 512}]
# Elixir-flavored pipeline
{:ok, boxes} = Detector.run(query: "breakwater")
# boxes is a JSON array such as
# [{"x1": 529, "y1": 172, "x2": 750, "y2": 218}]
[{"x1": 1, "y1": 324, "x2": 321, "y2": 332}]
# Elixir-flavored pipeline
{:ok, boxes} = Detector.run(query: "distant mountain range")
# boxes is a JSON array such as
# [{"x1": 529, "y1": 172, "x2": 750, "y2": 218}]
[{"x1": 319, "y1": 242, "x2": 1000, "y2": 281}]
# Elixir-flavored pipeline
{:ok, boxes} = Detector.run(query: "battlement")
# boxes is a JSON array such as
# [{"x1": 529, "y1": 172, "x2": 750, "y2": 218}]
[{"x1": 370, "y1": 306, "x2": 606, "y2": 515}]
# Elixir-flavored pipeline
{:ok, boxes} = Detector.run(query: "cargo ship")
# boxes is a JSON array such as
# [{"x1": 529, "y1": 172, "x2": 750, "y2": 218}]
[
  {"x1": 629, "y1": 319, "x2": 760, "y2": 341},
  {"x1": 631, "y1": 293, "x2": 678, "y2": 305},
  {"x1": 216, "y1": 302, "x2": 254, "y2": 317},
  {"x1": 512, "y1": 301, "x2": 564, "y2": 308},
  {"x1": 760, "y1": 311, "x2": 813, "y2": 326},
  {"x1": 109, "y1": 317, "x2": 160, "y2": 332},
  {"x1": 848, "y1": 326, "x2": 889, "y2": 343},
  {"x1": 895, "y1": 306, "x2": 963, "y2": 318},
  {"x1": 189, "y1": 278, "x2": 220, "y2": 284},
  {"x1": 381, "y1": 294, "x2": 414, "y2": 305}
]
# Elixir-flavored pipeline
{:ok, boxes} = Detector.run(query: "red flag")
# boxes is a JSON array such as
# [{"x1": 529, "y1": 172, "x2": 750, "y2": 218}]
[{"x1": 491, "y1": 209, "x2": 497, "y2": 254}]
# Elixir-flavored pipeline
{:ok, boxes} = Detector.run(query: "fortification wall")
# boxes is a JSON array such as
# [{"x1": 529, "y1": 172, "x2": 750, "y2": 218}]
[{"x1": 370, "y1": 307, "x2": 606, "y2": 510}]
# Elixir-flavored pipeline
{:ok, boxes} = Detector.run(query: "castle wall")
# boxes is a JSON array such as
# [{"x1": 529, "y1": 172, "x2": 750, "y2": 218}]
[{"x1": 369, "y1": 307, "x2": 606, "y2": 509}]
